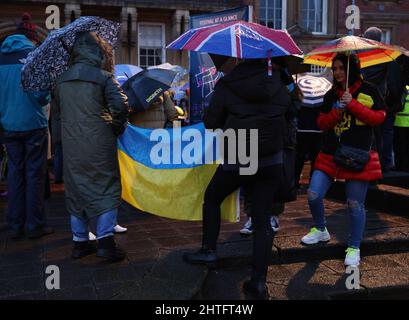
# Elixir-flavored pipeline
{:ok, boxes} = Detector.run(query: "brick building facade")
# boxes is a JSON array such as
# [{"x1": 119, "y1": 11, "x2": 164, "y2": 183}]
[
  {"x1": 0, "y1": 0, "x2": 244, "y2": 67},
  {"x1": 1, "y1": 1, "x2": 408, "y2": 67},
  {"x1": 337, "y1": 0, "x2": 409, "y2": 49}
]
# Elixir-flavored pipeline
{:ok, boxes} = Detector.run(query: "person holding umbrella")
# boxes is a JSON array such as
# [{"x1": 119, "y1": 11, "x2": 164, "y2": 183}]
[
  {"x1": 300, "y1": 53, "x2": 386, "y2": 267},
  {"x1": 128, "y1": 91, "x2": 178, "y2": 129},
  {"x1": 54, "y1": 31, "x2": 129, "y2": 262},
  {"x1": 183, "y1": 57, "x2": 291, "y2": 300},
  {"x1": 294, "y1": 75, "x2": 332, "y2": 188},
  {"x1": 361, "y1": 27, "x2": 405, "y2": 173},
  {"x1": 168, "y1": 20, "x2": 303, "y2": 300},
  {"x1": 122, "y1": 68, "x2": 179, "y2": 128}
]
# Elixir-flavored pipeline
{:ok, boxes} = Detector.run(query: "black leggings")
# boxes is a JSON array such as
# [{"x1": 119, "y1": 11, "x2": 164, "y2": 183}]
[
  {"x1": 295, "y1": 132, "x2": 323, "y2": 185},
  {"x1": 202, "y1": 164, "x2": 282, "y2": 281}
]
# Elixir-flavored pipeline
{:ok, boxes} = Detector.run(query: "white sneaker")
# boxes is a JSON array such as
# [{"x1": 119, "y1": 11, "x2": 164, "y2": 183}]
[
  {"x1": 344, "y1": 248, "x2": 360, "y2": 266},
  {"x1": 270, "y1": 216, "x2": 280, "y2": 232},
  {"x1": 301, "y1": 227, "x2": 331, "y2": 245},
  {"x1": 114, "y1": 224, "x2": 127, "y2": 233},
  {"x1": 88, "y1": 232, "x2": 96, "y2": 241},
  {"x1": 240, "y1": 218, "x2": 254, "y2": 235}
]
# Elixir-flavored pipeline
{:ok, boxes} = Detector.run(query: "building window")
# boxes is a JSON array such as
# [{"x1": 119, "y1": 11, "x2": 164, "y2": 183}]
[
  {"x1": 310, "y1": 65, "x2": 326, "y2": 74},
  {"x1": 301, "y1": 0, "x2": 328, "y2": 34},
  {"x1": 381, "y1": 28, "x2": 392, "y2": 44},
  {"x1": 259, "y1": 0, "x2": 287, "y2": 30},
  {"x1": 138, "y1": 23, "x2": 165, "y2": 68}
]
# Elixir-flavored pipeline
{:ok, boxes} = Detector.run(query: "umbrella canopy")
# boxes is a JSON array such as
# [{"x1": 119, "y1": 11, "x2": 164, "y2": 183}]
[
  {"x1": 122, "y1": 68, "x2": 177, "y2": 112},
  {"x1": 148, "y1": 63, "x2": 188, "y2": 86},
  {"x1": 114, "y1": 64, "x2": 143, "y2": 86},
  {"x1": 297, "y1": 75, "x2": 332, "y2": 107},
  {"x1": 304, "y1": 35, "x2": 402, "y2": 69},
  {"x1": 167, "y1": 20, "x2": 302, "y2": 59},
  {"x1": 209, "y1": 53, "x2": 310, "y2": 75},
  {"x1": 21, "y1": 16, "x2": 120, "y2": 91}
]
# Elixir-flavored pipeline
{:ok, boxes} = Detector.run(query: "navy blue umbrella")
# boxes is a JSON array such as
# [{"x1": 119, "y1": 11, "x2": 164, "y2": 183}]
[{"x1": 122, "y1": 68, "x2": 177, "y2": 112}]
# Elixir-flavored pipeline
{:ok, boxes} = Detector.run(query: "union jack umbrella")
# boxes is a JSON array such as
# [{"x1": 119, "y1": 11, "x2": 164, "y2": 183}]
[{"x1": 167, "y1": 20, "x2": 303, "y2": 59}]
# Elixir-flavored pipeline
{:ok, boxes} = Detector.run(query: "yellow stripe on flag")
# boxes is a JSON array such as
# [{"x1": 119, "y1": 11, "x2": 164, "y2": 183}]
[{"x1": 118, "y1": 149, "x2": 240, "y2": 222}]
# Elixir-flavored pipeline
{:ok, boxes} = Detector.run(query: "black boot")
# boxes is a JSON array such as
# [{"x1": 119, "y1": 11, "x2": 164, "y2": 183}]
[
  {"x1": 243, "y1": 278, "x2": 269, "y2": 300},
  {"x1": 183, "y1": 246, "x2": 217, "y2": 268},
  {"x1": 96, "y1": 236, "x2": 126, "y2": 262},
  {"x1": 72, "y1": 241, "x2": 97, "y2": 259}
]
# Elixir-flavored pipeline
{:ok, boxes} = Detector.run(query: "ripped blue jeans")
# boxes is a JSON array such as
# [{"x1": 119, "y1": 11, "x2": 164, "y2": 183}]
[{"x1": 307, "y1": 170, "x2": 369, "y2": 249}]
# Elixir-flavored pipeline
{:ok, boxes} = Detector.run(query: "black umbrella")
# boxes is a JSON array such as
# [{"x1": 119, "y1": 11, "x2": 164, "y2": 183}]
[{"x1": 122, "y1": 68, "x2": 177, "y2": 112}]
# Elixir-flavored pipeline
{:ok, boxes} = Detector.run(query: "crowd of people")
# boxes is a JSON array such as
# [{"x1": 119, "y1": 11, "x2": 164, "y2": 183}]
[{"x1": 0, "y1": 14, "x2": 408, "y2": 300}]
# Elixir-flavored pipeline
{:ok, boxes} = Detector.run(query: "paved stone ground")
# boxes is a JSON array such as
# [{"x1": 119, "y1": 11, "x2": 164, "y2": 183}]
[
  {"x1": 201, "y1": 252, "x2": 409, "y2": 300},
  {"x1": 1, "y1": 178, "x2": 409, "y2": 300}
]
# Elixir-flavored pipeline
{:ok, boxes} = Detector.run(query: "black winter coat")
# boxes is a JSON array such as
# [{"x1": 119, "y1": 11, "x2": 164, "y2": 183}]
[{"x1": 204, "y1": 61, "x2": 291, "y2": 163}]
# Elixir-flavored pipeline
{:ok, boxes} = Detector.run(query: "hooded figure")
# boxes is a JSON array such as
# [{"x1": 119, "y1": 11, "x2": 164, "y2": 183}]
[
  {"x1": 0, "y1": 29, "x2": 51, "y2": 239},
  {"x1": 54, "y1": 32, "x2": 128, "y2": 262},
  {"x1": 361, "y1": 26, "x2": 404, "y2": 172},
  {"x1": 183, "y1": 60, "x2": 290, "y2": 300}
]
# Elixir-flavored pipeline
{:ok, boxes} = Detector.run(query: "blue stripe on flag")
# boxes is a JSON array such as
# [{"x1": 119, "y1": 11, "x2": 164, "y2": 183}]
[{"x1": 118, "y1": 122, "x2": 220, "y2": 169}]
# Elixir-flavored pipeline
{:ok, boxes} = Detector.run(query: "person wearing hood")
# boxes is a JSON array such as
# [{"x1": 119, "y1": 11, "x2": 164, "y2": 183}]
[
  {"x1": 183, "y1": 58, "x2": 290, "y2": 299},
  {"x1": 301, "y1": 54, "x2": 386, "y2": 267},
  {"x1": 54, "y1": 32, "x2": 129, "y2": 262},
  {"x1": 361, "y1": 27, "x2": 405, "y2": 172},
  {"x1": 0, "y1": 13, "x2": 53, "y2": 239}
]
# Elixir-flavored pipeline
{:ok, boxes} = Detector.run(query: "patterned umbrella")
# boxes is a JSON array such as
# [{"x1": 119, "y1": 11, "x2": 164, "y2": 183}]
[
  {"x1": 304, "y1": 35, "x2": 402, "y2": 69},
  {"x1": 297, "y1": 75, "x2": 332, "y2": 107},
  {"x1": 21, "y1": 16, "x2": 121, "y2": 91},
  {"x1": 167, "y1": 20, "x2": 302, "y2": 59}
]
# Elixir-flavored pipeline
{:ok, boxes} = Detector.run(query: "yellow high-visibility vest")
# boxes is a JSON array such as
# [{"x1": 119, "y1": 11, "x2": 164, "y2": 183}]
[{"x1": 395, "y1": 85, "x2": 409, "y2": 128}]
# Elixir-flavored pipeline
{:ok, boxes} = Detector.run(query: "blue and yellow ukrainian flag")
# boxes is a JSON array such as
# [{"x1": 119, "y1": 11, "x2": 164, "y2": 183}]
[{"x1": 118, "y1": 123, "x2": 240, "y2": 222}]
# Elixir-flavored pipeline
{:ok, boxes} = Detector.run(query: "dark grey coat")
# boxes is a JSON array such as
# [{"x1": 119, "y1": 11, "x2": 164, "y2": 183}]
[{"x1": 54, "y1": 33, "x2": 128, "y2": 219}]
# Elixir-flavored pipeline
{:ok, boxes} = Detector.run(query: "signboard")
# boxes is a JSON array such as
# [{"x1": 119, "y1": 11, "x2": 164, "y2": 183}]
[{"x1": 189, "y1": 6, "x2": 252, "y2": 124}]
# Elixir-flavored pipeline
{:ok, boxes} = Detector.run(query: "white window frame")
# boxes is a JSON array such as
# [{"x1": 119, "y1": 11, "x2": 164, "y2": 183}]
[
  {"x1": 309, "y1": 65, "x2": 326, "y2": 74},
  {"x1": 137, "y1": 22, "x2": 166, "y2": 67},
  {"x1": 260, "y1": 0, "x2": 287, "y2": 30},
  {"x1": 301, "y1": 0, "x2": 328, "y2": 35},
  {"x1": 381, "y1": 28, "x2": 392, "y2": 44}
]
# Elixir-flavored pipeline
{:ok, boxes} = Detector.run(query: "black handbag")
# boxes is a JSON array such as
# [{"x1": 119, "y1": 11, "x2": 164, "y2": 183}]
[
  {"x1": 333, "y1": 130, "x2": 373, "y2": 172},
  {"x1": 333, "y1": 144, "x2": 370, "y2": 172}
]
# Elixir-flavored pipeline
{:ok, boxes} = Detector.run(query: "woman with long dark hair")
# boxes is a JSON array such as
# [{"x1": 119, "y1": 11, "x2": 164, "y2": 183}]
[{"x1": 300, "y1": 54, "x2": 386, "y2": 267}]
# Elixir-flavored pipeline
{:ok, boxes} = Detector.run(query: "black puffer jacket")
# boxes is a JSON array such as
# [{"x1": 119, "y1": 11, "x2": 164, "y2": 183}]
[{"x1": 204, "y1": 60, "x2": 291, "y2": 161}]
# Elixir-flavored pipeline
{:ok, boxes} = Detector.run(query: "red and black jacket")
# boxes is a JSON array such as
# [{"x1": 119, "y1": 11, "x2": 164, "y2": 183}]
[{"x1": 314, "y1": 80, "x2": 386, "y2": 181}]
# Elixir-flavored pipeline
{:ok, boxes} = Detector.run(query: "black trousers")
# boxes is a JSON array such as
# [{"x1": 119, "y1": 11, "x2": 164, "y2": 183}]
[
  {"x1": 202, "y1": 164, "x2": 282, "y2": 280},
  {"x1": 394, "y1": 127, "x2": 409, "y2": 171},
  {"x1": 295, "y1": 132, "x2": 323, "y2": 186}
]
